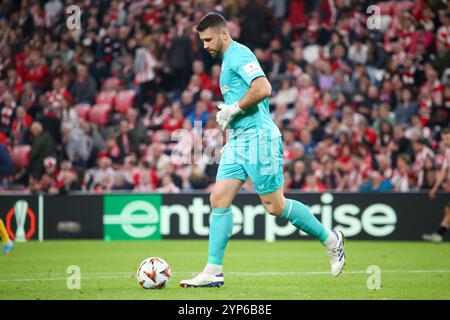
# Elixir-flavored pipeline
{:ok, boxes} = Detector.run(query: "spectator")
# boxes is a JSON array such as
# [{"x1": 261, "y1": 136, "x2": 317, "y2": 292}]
[
  {"x1": 29, "y1": 121, "x2": 55, "y2": 177},
  {"x1": 394, "y1": 88, "x2": 418, "y2": 125},
  {"x1": 168, "y1": 28, "x2": 194, "y2": 92},
  {"x1": 20, "y1": 82, "x2": 39, "y2": 118},
  {"x1": 10, "y1": 106, "x2": 33, "y2": 146},
  {"x1": 317, "y1": 61, "x2": 335, "y2": 91},
  {"x1": 389, "y1": 125, "x2": 413, "y2": 166},
  {"x1": 79, "y1": 120, "x2": 105, "y2": 166},
  {"x1": 57, "y1": 171, "x2": 82, "y2": 195},
  {"x1": 376, "y1": 154, "x2": 394, "y2": 180},
  {"x1": 331, "y1": 70, "x2": 354, "y2": 99},
  {"x1": 46, "y1": 77, "x2": 72, "y2": 111},
  {"x1": 71, "y1": 63, "x2": 97, "y2": 104},
  {"x1": 134, "y1": 46, "x2": 157, "y2": 110},
  {"x1": 104, "y1": 135, "x2": 122, "y2": 165},
  {"x1": 359, "y1": 171, "x2": 393, "y2": 192},
  {"x1": 391, "y1": 154, "x2": 413, "y2": 192},
  {"x1": 116, "y1": 119, "x2": 139, "y2": 162},
  {"x1": 269, "y1": 77, "x2": 298, "y2": 107},
  {"x1": 320, "y1": 157, "x2": 343, "y2": 190},
  {"x1": 376, "y1": 120, "x2": 394, "y2": 152},
  {"x1": 238, "y1": 0, "x2": 268, "y2": 49},
  {"x1": 300, "y1": 129, "x2": 316, "y2": 157},
  {"x1": 126, "y1": 107, "x2": 149, "y2": 145},
  {"x1": 179, "y1": 90, "x2": 195, "y2": 117},
  {"x1": 133, "y1": 159, "x2": 159, "y2": 192},
  {"x1": 341, "y1": 151, "x2": 369, "y2": 192},
  {"x1": 284, "y1": 171, "x2": 293, "y2": 192},
  {"x1": 59, "y1": 98, "x2": 79, "y2": 130},
  {"x1": 157, "y1": 174, "x2": 180, "y2": 193},
  {"x1": 143, "y1": 92, "x2": 170, "y2": 131},
  {"x1": 146, "y1": 143, "x2": 171, "y2": 178},
  {"x1": 373, "y1": 103, "x2": 395, "y2": 133},
  {"x1": 348, "y1": 37, "x2": 369, "y2": 65},
  {"x1": 164, "y1": 162, "x2": 183, "y2": 190},
  {"x1": 356, "y1": 118, "x2": 378, "y2": 149},
  {"x1": 62, "y1": 123, "x2": 93, "y2": 167},
  {"x1": 192, "y1": 60, "x2": 212, "y2": 91},
  {"x1": 90, "y1": 156, "x2": 115, "y2": 190},
  {"x1": 112, "y1": 172, "x2": 134, "y2": 191},
  {"x1": 163, "y1": 103, "x2": 184, "y2": 133},
  {"x1": 315, "y1": 91, "x2": 336, "y2": 123},
  {"x1": 411, "y1": 137, "x2": 434, "y2": 172},
  {"x1": 271, "y1": 102, "x2": 292, "y2": 128},
  {"x1": 21, "y1": 50, "x2": 48, "y2": 90},
  {"x1": 418, "y1": 157, "x2": 437, "y2": 190},
  {"x1": 189, "y1": 167, "x2": 209, "y2": 190},
  {"x1": 0, "y1": 142, "x2": 13, "y2": 189},
  {"x1": 301, "y1": 174, "x2": 327, "y2": 192},
  {"x1": 290, "y1": 160, "x2": 306, "y2": 189},
  {"x1": 0, "y1": 92, "x2": 17, "y2": 134},
  {"x1": 187, "y1": 101, "x2": 210, "y2": 128}
]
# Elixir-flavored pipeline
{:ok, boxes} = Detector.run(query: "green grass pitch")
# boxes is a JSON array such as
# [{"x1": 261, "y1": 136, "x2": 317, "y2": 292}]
[{"x1": 1, "y1": 240, "x2": 449, "y2": 300}]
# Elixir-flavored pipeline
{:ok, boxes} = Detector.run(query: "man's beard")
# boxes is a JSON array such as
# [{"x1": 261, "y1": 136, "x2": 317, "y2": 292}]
[{"x1": 208, "y1": 43, "x2": 222, "y2": 59}]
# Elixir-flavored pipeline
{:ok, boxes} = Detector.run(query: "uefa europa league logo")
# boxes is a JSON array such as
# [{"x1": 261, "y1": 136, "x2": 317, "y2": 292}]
[{"x1": 14, "y1": 200, "x2": 28, "y2": 242}]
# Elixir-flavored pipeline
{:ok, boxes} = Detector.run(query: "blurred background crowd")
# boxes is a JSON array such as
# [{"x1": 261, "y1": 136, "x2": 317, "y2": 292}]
[{"x1": 0, "y1": 0, "x2": 449, "y2": 194}]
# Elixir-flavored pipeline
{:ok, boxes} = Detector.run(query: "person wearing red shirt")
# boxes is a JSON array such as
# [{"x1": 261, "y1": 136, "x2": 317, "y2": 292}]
[
  {"x1": 287, "y1": 0, "x2": 308, "y2": 28},
  {"x1": 133, "y1": 159, "x2": 159, "y2": 191},
  {"x1": 210, "y1": 64, "x2": 222, "y2": 100},
  {"x1": 22, "y1": 51, "x2": 48, "y2": 90},
  {"x1": 301, "y1": 173, "x2": 327, "y2": 192},
  {"x1": 356, "y1": 119, "x2": 378, "y2": 149},
  {"x1": 192, "y1": 60, "x2": 212, "y2": 90},
  {"x1": 163, "y1": 103, "x2": 184, "y2": 133},
  {"x1": 46, "y1": 77, "x2": 72, "y2": 110},
  {"x1": 6, "y1": 68, "x2": 23, "y2": 97}
]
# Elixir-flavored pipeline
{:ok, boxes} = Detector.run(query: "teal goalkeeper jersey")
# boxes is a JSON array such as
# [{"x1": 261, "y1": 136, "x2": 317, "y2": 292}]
[{"x1": 220, "y1": 41, "x2": 281, "y2": 146}]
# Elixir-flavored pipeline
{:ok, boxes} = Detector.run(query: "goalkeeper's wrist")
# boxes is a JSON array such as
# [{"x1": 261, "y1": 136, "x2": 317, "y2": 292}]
[{"x1": 231, "y1": 101, "x2": 243, "y2": 114}]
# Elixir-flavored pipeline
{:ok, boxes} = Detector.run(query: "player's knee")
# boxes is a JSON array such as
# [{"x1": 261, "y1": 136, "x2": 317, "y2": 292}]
[
  {"x1": 210, "y1": 192, "x2": 230, "y2": 209},
  {"x1": 262, "y1": 202, "x2": 284, "y2": 217}
]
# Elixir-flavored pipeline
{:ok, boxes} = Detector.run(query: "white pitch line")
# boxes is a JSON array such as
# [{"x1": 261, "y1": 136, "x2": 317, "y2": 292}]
[{"x1": 0, "y1": 270, "x2": 449, "y2": 283}]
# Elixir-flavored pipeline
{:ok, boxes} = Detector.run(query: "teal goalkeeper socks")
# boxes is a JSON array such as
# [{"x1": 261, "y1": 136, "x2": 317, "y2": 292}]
[
  {"x1": 282, "y1": 199, "x2": 330, "y2": 242},
  {"x1": 208, "y1": 207, "x2": 233, "y2": 265}
]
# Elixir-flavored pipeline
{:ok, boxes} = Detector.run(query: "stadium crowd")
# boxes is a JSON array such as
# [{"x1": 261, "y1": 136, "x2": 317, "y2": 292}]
[{"x1": 0, "y1": 0, "x2": 449, "y2": 194}]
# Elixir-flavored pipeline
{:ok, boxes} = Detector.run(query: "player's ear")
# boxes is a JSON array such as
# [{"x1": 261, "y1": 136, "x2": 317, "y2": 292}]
[{"x1": 221, "y1": 28, "x2": 228, "y2": 40}]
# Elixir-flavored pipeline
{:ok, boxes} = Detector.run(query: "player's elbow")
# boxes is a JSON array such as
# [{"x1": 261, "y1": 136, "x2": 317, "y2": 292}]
[
  {"x1": 258, "y1": 81, "x2": 271, "y2": 98},
  {"x1": 264, "y1": 82, "x2": 272, "y2": 97},
  {"x1": 252, "y1": 77, "x2": 272, "y2": 99}
]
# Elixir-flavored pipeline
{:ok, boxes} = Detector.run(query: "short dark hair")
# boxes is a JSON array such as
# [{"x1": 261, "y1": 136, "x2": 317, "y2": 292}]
[
  {"x1": 196, "y1": 12, "x2": 227, "y2": 32},
  {"x1": 442, "y1": 128, "x2": 450, "y2": 135}
]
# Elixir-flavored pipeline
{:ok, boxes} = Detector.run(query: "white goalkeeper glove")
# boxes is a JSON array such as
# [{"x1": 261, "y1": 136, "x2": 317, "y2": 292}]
[{"x1": 216, "y1": 102, "x2": 243, "y2": 131}]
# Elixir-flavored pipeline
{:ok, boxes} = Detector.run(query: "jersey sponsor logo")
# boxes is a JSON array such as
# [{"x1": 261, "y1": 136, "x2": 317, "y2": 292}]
[
  {"x1": 243, "y1": 61, "x2": 262, "y2": 76},
  {"x1": 220, "y1": 85, "x2": 230, "y2": 94}
]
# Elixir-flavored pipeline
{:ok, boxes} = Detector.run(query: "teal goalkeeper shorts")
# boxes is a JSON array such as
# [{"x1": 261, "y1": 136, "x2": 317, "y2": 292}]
[{"x1": 216, "y1": 136, "x2": 284, "y2": 195}]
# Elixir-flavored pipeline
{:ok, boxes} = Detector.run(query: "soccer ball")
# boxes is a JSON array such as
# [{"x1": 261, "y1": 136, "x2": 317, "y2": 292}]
[{"x1": 137, "y1": 257, "x2": 172, "y2": 289}]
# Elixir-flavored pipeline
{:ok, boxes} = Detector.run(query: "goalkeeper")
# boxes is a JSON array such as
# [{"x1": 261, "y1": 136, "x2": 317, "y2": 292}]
[{"x1": 179, "y1": 13, "x2": 345, "y2": 288}]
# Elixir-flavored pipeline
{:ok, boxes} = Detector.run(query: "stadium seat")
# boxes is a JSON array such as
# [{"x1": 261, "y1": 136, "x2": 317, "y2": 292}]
[
  {"x1": 89, "y1": 103, "x2": 111, "y2": 126},
  {"x1": 114, "y1": 90, "x2": 136, "y2": 114},
  {"x1": 10, "y1": 145, "x2": 31, "y2": 170},
  {"x1": 74, "y1": 103, "x2": 91, "y2": 120},
  {"x1": 95, "y1": 91, "x2": 116, "y2": 110},
  {"x1": 102, "y1": 77, "x2": 122, "y2": 90}
]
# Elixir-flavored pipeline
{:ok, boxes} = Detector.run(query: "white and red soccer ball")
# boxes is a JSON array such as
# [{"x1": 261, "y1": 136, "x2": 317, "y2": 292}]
[{"x1": 137, "y1": 257, "x2": 172, "y2": 289}]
